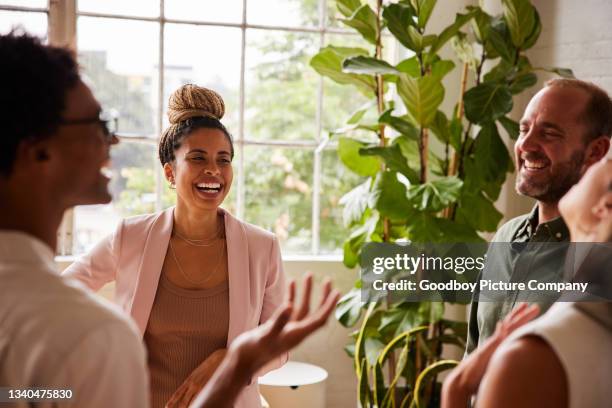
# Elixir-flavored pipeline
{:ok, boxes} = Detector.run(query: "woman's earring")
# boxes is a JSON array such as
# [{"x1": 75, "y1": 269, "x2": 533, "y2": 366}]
[{"x1": 169, "y1": 179, "x2": 176, "y2": 189}]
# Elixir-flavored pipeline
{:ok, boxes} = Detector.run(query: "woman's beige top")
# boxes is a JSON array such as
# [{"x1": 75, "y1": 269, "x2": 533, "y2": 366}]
[
  {"x1": 144, "y1": 272, "x2": 229, "y2": 408},
  {"x1": 507, "y1": 302, "x2": 612, "y2": 408}
]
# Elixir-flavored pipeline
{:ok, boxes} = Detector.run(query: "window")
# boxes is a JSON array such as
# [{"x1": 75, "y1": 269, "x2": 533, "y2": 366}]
[
  {"x1": 0, "y1": 1, "x2": 47, "y2": 37},
  {"x1": 1, "y1": 0, "x2": 398, "y2": 256}
]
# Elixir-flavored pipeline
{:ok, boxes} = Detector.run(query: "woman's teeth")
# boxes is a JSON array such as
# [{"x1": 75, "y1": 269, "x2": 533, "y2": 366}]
[
  {"x1": 100, "y1": 166, "x2": 113, "y2": 178},
  {"x1": 196, "y1": 182, "x2": 221, "y2": 192}
]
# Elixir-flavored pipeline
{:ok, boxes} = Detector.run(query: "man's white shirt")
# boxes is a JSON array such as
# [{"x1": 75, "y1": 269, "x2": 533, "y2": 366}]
[{"x1": 0, "y1": 231, "x2": 149, "y2": 407}]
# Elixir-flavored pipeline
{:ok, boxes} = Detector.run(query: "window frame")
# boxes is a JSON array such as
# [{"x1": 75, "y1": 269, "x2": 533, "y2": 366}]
[{"x1": 1, "y1": 0, "x2": 398, "y2": 257}]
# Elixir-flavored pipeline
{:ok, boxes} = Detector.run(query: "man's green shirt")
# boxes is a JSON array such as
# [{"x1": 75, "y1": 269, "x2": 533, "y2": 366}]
[{"x1": 465, "y1": 206, "x2": 570, "y2": 354}]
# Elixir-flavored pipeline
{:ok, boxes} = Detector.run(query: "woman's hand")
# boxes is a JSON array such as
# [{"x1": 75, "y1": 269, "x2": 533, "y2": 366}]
[
  {"x1": 442, "y1": 303, "x2": 540, "y2": 408},
  {"x1": 166, "y1": 348, "x2": 228, "y2": 408},
  {"x1": 229, "y1": 273, "x2": 339, "y2": 375}
]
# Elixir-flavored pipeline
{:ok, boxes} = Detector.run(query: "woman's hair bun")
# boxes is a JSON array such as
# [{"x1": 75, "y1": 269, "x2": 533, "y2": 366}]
[{"x1": 167, "y1": 84, "x2": 225, "y2": 124}]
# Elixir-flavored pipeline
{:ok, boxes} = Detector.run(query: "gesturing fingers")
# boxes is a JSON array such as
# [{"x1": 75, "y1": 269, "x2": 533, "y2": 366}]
[{"x1": 294, "y1": 273, "x2": 313, "y2": 320}]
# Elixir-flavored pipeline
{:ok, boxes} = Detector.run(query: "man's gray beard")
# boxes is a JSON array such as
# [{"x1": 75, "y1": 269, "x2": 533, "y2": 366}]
[{"x1": 516, "y1": 150, "x2": 585, "y2": 204}]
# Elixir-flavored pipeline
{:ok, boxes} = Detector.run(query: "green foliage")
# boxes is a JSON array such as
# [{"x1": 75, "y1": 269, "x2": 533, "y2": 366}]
[
  {"x1": 310, "y1": 45, "x2": 376, "y2": 95},
  {"x1": 338, "y1": 137, "x2": 382, "y2": 176},
  {"x1": 398, "y1": 75, "x2": 445, "y2": 127},
  {"x1": 310, "y1": 0, "x2": 570, "y2": 405},
  {"x1": 463, "y1": 82, "x2": 513, "y2": 124}
]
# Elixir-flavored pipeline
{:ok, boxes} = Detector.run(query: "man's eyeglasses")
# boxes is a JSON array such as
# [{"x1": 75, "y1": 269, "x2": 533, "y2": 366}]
[{"x1": 60, "y1": 111, "x2": 118, "y2": 142}]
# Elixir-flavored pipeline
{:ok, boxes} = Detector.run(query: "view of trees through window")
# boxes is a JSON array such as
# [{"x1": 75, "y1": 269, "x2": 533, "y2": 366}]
[{"x1": 0, "y1": 0, "x2": 396, "y2": 255}]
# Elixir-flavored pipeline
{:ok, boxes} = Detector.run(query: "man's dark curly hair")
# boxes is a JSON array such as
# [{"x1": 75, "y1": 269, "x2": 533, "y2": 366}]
[{"x1": 0, "y1": 29, "x2": 80, "y2": 176}]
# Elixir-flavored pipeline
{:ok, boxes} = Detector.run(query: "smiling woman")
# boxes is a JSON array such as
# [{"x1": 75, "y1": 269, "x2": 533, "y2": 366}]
[{"x1": 63, "y1": 84, "x2": 288, "y2": 408}]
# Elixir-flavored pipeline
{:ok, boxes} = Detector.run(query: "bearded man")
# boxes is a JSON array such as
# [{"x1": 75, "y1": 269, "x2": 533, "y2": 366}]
[{"x1": 465, "y1": 78, "x2": 612, "y2": 353}]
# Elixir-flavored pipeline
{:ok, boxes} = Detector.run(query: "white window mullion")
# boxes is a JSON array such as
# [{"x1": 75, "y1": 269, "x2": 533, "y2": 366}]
[
  {"x1": 236, "y1": 0, "x2": 247, "y2": 220},
  {"x1": 311, "y1": 0, "x2": 327, "y2": 255},
  {"x1": 155, "y1": 0, "x2": 165, "y2": 212}
]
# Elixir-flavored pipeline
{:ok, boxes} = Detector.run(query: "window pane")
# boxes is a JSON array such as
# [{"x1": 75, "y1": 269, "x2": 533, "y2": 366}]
[
  {"x1": 163, "y1": 24, "x2": 241, "y2": 133},
  {"x1": 244, "y1": 146, "x2": 313, "y2": 254},
  {"x1": 165, "y1": 0, "x2": 242, "y2": 23},
  {"x1": 0, "y1": 11, "x2": 47, "y2": 38},
  {"x1": 78, "y1": 17, "x2": 159, "y2": 136},
  {"x1": 319, "y1": 148, "x2": 362, "y2": 253},
  {"x1": 248, "y1": 0, "x2": 317, "y2": 28},
  {"x1": 0, "y1": 1, "x2": 46, "y2": 7},
  {"x1": 78, "y1": 0, "x2": 159, "y2": 18},
  {"x1": 245, "y1": 29, "x2": 319, "y2": 141},
  {"x1": 74, "y1": 141, "x2": 157, "y2": 254}
]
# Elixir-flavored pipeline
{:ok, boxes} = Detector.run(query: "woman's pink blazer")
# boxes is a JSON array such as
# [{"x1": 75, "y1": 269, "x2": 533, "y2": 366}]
[{"x1": 63, "y1": 207, "x2": 287, "y2": 408}]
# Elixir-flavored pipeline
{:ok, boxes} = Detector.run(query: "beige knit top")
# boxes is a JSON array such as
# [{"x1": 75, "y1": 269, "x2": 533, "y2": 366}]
[{"x1": 144, "y1": 271, "x2": 229, "y2": 408}]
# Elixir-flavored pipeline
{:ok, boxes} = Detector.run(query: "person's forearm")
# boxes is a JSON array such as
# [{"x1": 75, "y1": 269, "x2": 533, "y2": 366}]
[
  {"x1": 189, "y1": 349, "x2": 252, "y2": 408},
  {"x1": 442, "y1": 371, "x2": 473, "y2": 408}
]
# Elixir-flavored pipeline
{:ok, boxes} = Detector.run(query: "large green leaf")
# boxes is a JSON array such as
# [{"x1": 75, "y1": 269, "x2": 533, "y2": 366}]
[
  {"x1": 340, "y1": 4, "x2": 379, "y2": 45},
  {"x1": 310, "y1": 46, "x2": 376, "y2": 95},
  {"x1": 521, "y1": 7, "x2": 542, "y2": 50},
  {"x1": 397, "y1": 74, "x2": 445, "y2": 127},
  {"x1": 412, "y1": 0, "x2": 437, "y2": 28},
  {"x1": 335, "y1": 289, "x2": 363, "y2": 327},
  {"x1": 470, "y1": 6, "x2": 491, "y2": 43},
  {"x1": 456, "y1": 191, "x2": 503, "y2": 232},
  {"x1": 361, "y1": 144, "x2": 420, "y2": 184},
  {"x1": 339, "y1": 179, "x2": 372, "y2": 227},
  {"x1": 375, "y1": 171, "x2": 412, "y2": 220},
  {"x1": 498, "y1": 116, "x2": 520, "y2": 140},
  {"x1": 379, "y1": 110, "x2": 419, "y2": 140},
  {"x1": 486, "y1": 19, "x2": 515, "y2": 62},
  {"x1": 396, "y1": 56, "x2": 421, "y2": 77},
  {"x1": 463, "y1": 81, "x2": 513, "y2": 124},
  {"x1": 382, "y1": 3, "x2": 419, "y2": 51},
  {"x1": 338, "y1": 137, "x2": 381, "y2": 177},
  {"x1": 431, "y1": 59, "x2": 456, "y2": 80},
  {"x1": 429, "y1": 110, "x2": 450, "y2": 144},
  {"x1": 462, "y1": 122, "x2": 513, "y2": 200},
  {"x1": 407, "y1": 176, "x2": 463, "y2": 212},
  {"x1": 501, "y1": 0, "x2": 536, "y2": 48},
  {"x1": 342, "y1": 56, "x2": 399, "y2": 75},
  {"x1": 509, "y1": 72, "x2": 537, "y2": 94},
  {"x1": 336, "y1": 0, "x2": 362, "y2": 17},
  {"x1": 484, "y1": 58, "x2": 515, "y2": 82},
  {"x1": 429, "y1": 10, "x2": 476, "y2": 56}
]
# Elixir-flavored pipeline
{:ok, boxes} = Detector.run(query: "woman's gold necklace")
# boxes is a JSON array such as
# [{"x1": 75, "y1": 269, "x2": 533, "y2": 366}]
[
  {"x1": 173, "y1": 222, "x2": 224, "y2": 247},
  {"x1": 169, "y1": 238, "x2": 226, "y2": 286}
]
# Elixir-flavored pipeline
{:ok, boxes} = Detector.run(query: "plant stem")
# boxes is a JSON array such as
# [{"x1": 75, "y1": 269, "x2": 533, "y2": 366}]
[
  {"x1": 419, "y1": 127, "x2": 429, "y2": 183},
  {"x1": 446, "y1": 63, "x2": 469, "y2": 179}
]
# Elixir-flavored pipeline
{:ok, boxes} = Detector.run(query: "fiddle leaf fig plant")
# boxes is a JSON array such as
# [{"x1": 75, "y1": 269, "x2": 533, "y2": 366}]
[{"x1": 310, "y1": 0, "x2": 572, "y2": 406}]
